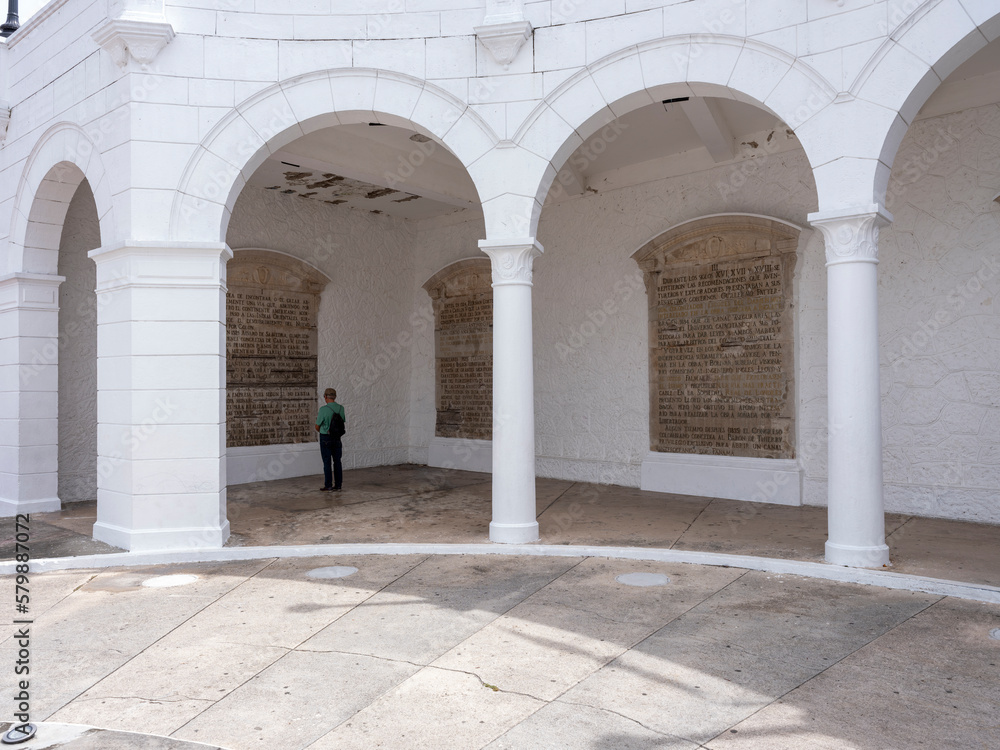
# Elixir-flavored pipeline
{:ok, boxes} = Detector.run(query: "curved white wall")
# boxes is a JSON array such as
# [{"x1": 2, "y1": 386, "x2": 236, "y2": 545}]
[
  {"x1": 57, "y1": 182, "x2": 99, "y2": 503},
  {"x1": 880, "y1": 103, "x2": 1000, "y2": 523}
]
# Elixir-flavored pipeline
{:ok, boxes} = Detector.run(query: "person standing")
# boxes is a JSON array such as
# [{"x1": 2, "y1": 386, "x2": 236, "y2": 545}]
[{"x1": 315, "y1": 388, "x2": 346, "y2": 491}]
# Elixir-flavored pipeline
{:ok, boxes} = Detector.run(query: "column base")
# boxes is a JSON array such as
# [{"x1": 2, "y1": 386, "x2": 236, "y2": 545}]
[
  {"x1": 825, "y1": 540, "x2": 890, "y2": 568},
  {"x1": 0, "y1": 496, "x2": 61, "y2": 517},
  {"x1": 489, "y1": 521, "x2": 539, "y2": 544},
  {"x1": 93, "y1": 520, "x2": 230, "y2": 553}
]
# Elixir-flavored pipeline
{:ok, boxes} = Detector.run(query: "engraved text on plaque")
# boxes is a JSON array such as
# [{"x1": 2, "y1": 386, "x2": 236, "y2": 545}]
[
  {"x1": 634, "y1": 216, "x2": 799, "y2": 459},
  {"x1": 423, "y1": 259, "x2": 493, "y2": 440},
  {"x1": 226, "y1": 250, "x2": 330, "y2": 448}
]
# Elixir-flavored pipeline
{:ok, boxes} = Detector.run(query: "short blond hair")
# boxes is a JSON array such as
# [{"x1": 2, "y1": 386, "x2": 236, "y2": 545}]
[{"x1": 323, "y1": 388, "x2": 337, "y2": 400}]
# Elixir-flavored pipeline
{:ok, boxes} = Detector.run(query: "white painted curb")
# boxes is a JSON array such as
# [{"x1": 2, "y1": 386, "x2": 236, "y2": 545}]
[{"x1": 6, "y1": 543, "x2": 1000, "y2": 604}]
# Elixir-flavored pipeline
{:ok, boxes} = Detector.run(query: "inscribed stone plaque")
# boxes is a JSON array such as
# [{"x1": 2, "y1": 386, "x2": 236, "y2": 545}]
[
  {"x1": 226, "y1": 250, "x2": 330, "y2": 448},
  {"x1": 423, "y1": 259, "x2": 493, "y2": 440},
  {"x1": 633, "y1": 216, "x2": 800, "y2": 459}
]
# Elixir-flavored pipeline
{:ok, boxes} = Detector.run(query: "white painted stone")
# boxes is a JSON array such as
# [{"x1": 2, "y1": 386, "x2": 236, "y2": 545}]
[
  {"x1": 0, "y1": 0, "x2": 997, "y2": 556},
  {"x1": 640, "y1": 452, "x2": 802, "y2": 506},
  {"x1": 227, "y1": 443, "x2": 323, "y2": 485},
  {"x1": 427, "y1": 437, "x2": 493, "y2": 474},
  {"x1": 584, "y1": 9, "x2": 663, "y2": 65}
]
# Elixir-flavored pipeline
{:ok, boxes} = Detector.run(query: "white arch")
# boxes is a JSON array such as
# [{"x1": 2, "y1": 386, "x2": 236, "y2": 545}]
[
  {"x1": 170, "y1": 69, "x2": 500, "y2": 243},
  {"x1": 846, "y1": 0, "x2": 999, "y2": 207},
  {"x1": 5, "y1": 123, "x2": 116, "y2": 275},
  {"x1": 507, "y1": 35, "x2": 838, "y2": 234}
]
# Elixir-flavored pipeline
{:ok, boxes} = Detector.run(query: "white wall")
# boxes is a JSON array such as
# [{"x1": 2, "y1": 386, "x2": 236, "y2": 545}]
[
  {"x1": 409, "y1": 130, "x2": 829, "y2": 497},
  {"x1": 880, "y1": 103, "x2": 1000, "y2": 523},
  {"x1": 226, "y1": 185, "x2": 417, "y2": 479},
  {"x1": 409, "y1": 213, "x2": 487, "y2": 465},
  {"x1": 57, "y1": 181, "x2": 99, "y2": 503},
  {"x1": 406, "y1": 104, "x2": 1000, "y2": 526}
]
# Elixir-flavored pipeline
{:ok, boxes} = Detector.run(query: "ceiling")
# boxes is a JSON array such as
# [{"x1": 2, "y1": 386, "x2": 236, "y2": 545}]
[
  {"x1": 247, "y1": 124, "x2": 479, "y2": 221},
  {"x1": 246, "y1": 36, "x2": 1000, "y2": 221}
]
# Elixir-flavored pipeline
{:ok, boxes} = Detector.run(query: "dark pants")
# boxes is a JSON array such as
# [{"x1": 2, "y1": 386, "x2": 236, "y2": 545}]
[{"x1": 320, "y1": 434, "x2": 343, "y2": 489}]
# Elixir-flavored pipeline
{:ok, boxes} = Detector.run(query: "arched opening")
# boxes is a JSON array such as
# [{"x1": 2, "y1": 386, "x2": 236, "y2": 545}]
[
  {"x1": 519, "y1": 66, "x2": 826, "y2": 542},
  {"x1": 56, "y1": 180, "x2": 100, "y2": 506},
  {"x1": 0, "y1": 154, "x2": 106, "y2": 520},
  {"x1": 878, "y1": 34, "x2": 1000, "y2": 528},
  {"x1": 214, "y1": 104, "x2": 493, "y2": 543}
]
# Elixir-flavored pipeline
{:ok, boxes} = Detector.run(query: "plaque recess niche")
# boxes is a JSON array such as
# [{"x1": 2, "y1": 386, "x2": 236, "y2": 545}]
[
  {"x1": 423, "y1": 259, "x2": 494, "y2": 442},
  {"x1": 634, "y1": 215, "x2": 800, "y2": 469},
  {"x1": 226, "y1": 250, "x2": 330, "y2": 448}
]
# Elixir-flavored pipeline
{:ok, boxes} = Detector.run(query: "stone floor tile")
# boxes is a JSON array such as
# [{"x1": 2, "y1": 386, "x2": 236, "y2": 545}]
[
  {"x1": 305, "y1": 666, "x2": 544, "y2": 750},
  {"x1": 0, "y1": 723, "x2": 227, "y2": 749},
  {"x1": 0, "y1": 512, "x2": 121, "y2": 559},
  {"x1": 538, "y1": 484, "x2": 710, "y2": 547},
  {"x1": 888, "y1": 516, "x2": 1000, "y2": 585},
  {"x1": 561, "y1": 571, "x2": 939, "y2": 743},
  {"x1": 0, "y1": 569, "x2": 99, "y2": 646},
  {"x1": 176, "y1": 554, "x2": 425, "y2": 649},
  {"x1": 51, "y1": 695, "x2": 217, "y2": 738},
  {"x1": 672, "y1": 499, "x2": 832, "y2": 560},
  {"x1": 485, "y1": 701, "x2": 700, "y2": 749},
  {"x1": 173, "y1": 650, "x2": 420, "y2": 750},
  {"x1": 705, "y1": 598, "x2": 1000, "y2": 749},
  {"x1": 300, "y1": 554, "x2": 582, "y2": 664},
  {"x1": 4, "y1": 560, "x2": 271, "y2": 720},
  {"x1": 432, "y1": 559, "x2": 745, "y2": 701}
]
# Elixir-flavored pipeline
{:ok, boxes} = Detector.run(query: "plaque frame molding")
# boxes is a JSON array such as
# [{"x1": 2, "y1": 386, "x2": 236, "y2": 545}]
[
  {"x1": 631, "y1": 213, "x2": 806, "y2": 505},
  {"x1": 228, "y1": 246, "x2": 332, "y2": 292},
  {"x1": 423, "y1": 257, "x2": 494, "y2": 445}
]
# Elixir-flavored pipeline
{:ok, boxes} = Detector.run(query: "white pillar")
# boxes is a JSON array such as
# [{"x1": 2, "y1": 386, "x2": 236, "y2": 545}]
[
  {"x1": 90, "y1": 242, "x2": 231, "y2": 552},
  {"x1": 809, "y1": 206, "x2": 892, "y2": 568},
  {"x1": 0, "y1": 273, "x2": 65, "y2": 516},
  {"x1": 479, "y1": 238, "x2": 541, "y2": 544}
]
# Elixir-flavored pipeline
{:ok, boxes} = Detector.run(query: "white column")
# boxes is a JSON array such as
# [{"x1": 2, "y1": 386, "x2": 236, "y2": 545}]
[
  {"x1": 0, "y1": 273, "x2": 65, "y2": 516},
  {"x1": 90, "y1": 242, "x2": 231, "y2": 552},
  {"x1": 809, "y1": 206, "x2": 892, "y2": 568},
  {"x1": 479, "y1": 238, "x2": 541, "y2": 544}
]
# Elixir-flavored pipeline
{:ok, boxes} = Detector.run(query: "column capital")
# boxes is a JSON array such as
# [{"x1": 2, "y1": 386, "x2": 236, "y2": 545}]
[
  {"x1": 479, "y1": 238, "x2": 543, "y2": 287},
  {"x1": 89, "y1": 242, "x2": 233, "y2": 292},
  {"x1": 0, "y1": 272, "x2": 66, "y2": 312},
  {"x1": 807, "y1": 205, "x2": 893, "y2": 267}
]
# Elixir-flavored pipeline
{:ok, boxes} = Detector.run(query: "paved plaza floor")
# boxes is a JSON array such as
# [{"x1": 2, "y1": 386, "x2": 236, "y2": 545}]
[{"x1": 1, "y1": 466, "x2": 999, "y2": 749}]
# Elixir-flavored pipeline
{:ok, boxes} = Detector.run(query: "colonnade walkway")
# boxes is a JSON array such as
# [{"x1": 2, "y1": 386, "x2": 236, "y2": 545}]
[
  {"x1": 1, "y1": 465, "x2": 998, "y2": 749},
  {"x1": 9, "y1": 464, "x2": 1000, "y2": 587}
]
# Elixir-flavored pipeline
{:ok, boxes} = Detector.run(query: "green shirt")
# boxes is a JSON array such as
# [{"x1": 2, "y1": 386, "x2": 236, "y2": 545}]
[{"x1": 316, "y1": 402, "x2": 346, "y2": 435}]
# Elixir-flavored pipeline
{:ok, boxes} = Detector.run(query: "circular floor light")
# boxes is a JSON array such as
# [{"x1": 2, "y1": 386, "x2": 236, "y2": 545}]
[
  {"x1": 616, "y1": 572, "x2": 670, "y2": 587},
  {"x1": 142, "y1": 574, "x2": 200, "y2": 588},
  {"x1": 2, "y1": 723, "x2": 37, "y2": 744},
  {"x1": 306, "y1": 566, "x2": 358, "y2": 579}
]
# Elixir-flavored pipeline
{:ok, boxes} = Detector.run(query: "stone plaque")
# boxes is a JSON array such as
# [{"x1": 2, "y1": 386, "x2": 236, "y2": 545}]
[
  {"x1": 226, "y1": 249, "x2": 330, "y2": 448},
  {"x1": 634, "y1": 216, "x2": 800, "y2": 459},
  {"x1": 423, "y1": 259, "x2": 493, "y2": 440}
]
